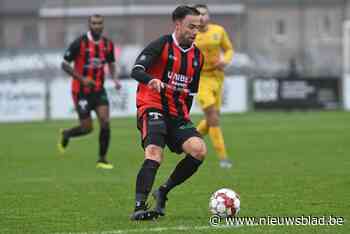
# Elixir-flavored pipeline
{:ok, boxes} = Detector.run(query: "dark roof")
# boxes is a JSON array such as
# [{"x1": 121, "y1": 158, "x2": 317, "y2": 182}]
[
  {"x1": 0, "y1": 0, "x2": 343, "y2": 16},
  {"x1": 0, "y1": 0, "x2": 45, "y2": 15},
  {"x1": 245, "y1": 0, "x2": 344, "y2": 5},
  {"x1": 39, "y1": 0, "x2": 244, "y2": 17},
  {"x1": 40, "y1": 0, "x2": 344, "y2": 8},
  {"x1": 41, "y1": 0, "x2": 242, "y2": 8}
]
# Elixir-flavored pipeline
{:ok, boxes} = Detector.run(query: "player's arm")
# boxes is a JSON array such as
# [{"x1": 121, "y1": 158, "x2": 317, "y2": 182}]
[
  {"x1": 130, "y1": 36, "x2": 166, "y2": 92},
  {"x1": 61, "y1": 61, "x2": 83, "y2": 81},
  {"x1": 186, "y1": 51, "x2": 204, "y2": 111},
  {"x1": 61, "y1": 37, "x2": 95, "y2": 87},
  {"x1": 220, "y1": 27, "x2": 234, "y2": 65},
  {"x1": 108, "y1": 63, "x2": 121, "y2": 90},
  {"x1": 214, "y1": 28, "x2": 234, "y2": 70},
  {"x1": 61, "y1": 37, "x2": 82, "y2": 80},
  {"x1": 106, "y1": 41, "x2": 121, "y2": 90}
]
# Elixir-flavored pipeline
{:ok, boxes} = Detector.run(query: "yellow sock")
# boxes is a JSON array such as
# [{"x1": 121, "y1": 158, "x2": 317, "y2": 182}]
[
  {"x1": 208, "y1": 126, "x2": 228, "y2": 160},
  {"x1": 196, "y1": 119, "x2": 209, "y2": 136}
]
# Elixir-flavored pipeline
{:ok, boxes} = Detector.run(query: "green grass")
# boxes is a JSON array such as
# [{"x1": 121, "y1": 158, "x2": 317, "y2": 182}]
[{"x1": 0, "y1": 111, "x2": 349, "y2": 234}]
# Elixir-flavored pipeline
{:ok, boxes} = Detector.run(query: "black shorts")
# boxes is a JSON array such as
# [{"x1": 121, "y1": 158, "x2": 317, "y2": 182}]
[
  {"x1": 137, "y1": 108, "x2": 201, "y2": 154},
  {"x1": 72, "y1": 89, "x2": 109, "y2": 120}
]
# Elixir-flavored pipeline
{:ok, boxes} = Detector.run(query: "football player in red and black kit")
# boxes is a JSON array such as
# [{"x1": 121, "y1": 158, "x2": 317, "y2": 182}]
[
  {"x1": 58, "y1": 14, "x2": 121, "y2": 169},
  {"x1": 130, "y1": 6, "x2": 207, "y2": 220}
]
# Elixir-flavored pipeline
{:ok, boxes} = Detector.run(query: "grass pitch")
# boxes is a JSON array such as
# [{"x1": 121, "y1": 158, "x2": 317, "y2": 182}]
[{"x1": 0, "y1": 111, "x2": 349, "y2": 233}]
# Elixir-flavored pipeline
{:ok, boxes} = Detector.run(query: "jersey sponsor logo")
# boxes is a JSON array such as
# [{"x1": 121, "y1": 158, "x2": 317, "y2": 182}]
[
  {"x1": 167, "y1": 71, "x2": 193, "y2": 88},
  {"x1": 84, "y1": 58, "x2": 104, "y2": 69}
]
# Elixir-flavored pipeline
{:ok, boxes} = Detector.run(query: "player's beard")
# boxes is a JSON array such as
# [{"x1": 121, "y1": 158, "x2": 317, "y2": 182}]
[
  {"x1": 185, "y1": 35, "x2": 195, "y2": 47},
  {"x1": 91, "y1": 30, "x2": 102, "y2": 41},
  {"x1": 179, "y1": 33, "x2": 192, "y2": 47}
]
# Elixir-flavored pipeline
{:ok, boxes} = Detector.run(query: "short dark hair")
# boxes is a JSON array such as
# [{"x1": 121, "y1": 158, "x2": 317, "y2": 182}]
[
  {"x1": 172, "y1": 5, "x2": 200, "y2": 22},
  {"x1": 89, "y1": 14, "x2": 104, "y2": 22},
  {"x1": 193, "y1": 4, "x2": 208, "y2": 10}
]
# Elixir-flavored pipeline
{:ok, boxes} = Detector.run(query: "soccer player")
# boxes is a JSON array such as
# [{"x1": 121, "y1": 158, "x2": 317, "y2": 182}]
[
  {"x1": 129, "y1": 6, "x2": 206, "y2": 220},
  {"x1": 194, "y1": 4, "x2": 234, "y2": 168},
  {"x1": 58, "y1": 14, "x2": 121, "y2": 169}
]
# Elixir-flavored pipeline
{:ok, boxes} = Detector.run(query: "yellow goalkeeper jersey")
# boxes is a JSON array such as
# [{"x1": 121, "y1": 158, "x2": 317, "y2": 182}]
[{"x1": 194, "y1": 24, "x2": 234, "y2": 77}]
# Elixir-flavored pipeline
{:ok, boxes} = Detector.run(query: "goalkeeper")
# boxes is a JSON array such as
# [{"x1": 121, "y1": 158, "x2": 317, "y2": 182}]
[{"x1": 194, "y1": 4, "x2": 234, "y2": 168}]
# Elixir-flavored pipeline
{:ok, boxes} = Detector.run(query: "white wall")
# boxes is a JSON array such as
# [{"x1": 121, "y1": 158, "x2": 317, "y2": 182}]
[
  {"x1": 50, "y1": 79, "x2": 138, "y2": 119},
  {"x1": 0, "y1": 80, "x2": 46, "y2": 122},
  {"x1": 0, "y1": 76, "x2": 248, "y2": 122},
  {"x1": 343, "y1": 75, "x2": 350, "y2": 110}
]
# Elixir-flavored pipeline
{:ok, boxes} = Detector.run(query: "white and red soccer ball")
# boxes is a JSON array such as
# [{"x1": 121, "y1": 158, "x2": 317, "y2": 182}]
[{"x1": 209, "y1": 188, "x2": 240, "y2": 218}]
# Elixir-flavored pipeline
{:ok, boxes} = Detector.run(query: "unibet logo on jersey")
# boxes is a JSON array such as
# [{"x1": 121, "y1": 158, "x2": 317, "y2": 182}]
[{"x1": 167, "y1": 71, "x2": 193, "y2": 88}]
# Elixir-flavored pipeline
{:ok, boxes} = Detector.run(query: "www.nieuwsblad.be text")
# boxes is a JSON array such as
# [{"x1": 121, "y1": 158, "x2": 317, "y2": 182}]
[{"x1": 209, "y1": 215, "x2": 345, "y2": 227}]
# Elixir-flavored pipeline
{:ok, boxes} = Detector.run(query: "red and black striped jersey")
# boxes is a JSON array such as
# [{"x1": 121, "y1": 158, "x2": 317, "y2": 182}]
[
  {"x1": 63, "y1": 31, "x2": 115, "y2": 94},
  {"x1": 132, "y1": 34, "x2": 203, "y2": 120}
]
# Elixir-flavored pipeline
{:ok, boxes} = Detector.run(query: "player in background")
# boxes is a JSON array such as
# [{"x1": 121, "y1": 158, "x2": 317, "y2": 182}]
[
  {"x1": 194, "y1": 4, "x2": 234, "y2": 168},
  {"x1": 58, "y1": 14, "x2": 121, "y2": 169},
  {"x1": 129, "y1": 6, "x2": 206, "y2": 220}
]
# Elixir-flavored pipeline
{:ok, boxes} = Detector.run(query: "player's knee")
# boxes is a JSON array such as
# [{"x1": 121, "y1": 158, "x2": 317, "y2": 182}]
[
  {"x1": 194, "y1": 142, "x2": 207, "y2": 160},
  {"x1": 145, "y1": 144, "x2": 163, "y2": 163},
  {"x1": 207, "y1": 115, "x2": 219, "y2": 126},
  {"x1": 205, "y1": 107, "x2": 220, "y2": 127},
  {"x1": 186, "y1": 138, "x2": 207, "y2": 160},
  {"x1": 80, "y1": 123, "x2": 93, "y2": 134}
]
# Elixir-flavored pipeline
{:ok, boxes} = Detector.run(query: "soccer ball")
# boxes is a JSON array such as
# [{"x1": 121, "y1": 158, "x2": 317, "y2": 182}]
[{"x1": 209, "y1": 188, "x2": 240, "y2": 218}]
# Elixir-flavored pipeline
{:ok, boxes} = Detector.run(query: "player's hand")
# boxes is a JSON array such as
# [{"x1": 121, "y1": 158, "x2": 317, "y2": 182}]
[
  {"x1": 114, "y1": 80, "x2": 122, "y2": 90},
  {"x1": 148, "y1": 79, "x2": 164, "y2": 93},
  {"x1": 214, "y1": 56, "x2": 227, "y2": 71},
  {"x1": 81, "y1": 78, "x2": 96, "y2": 87}
]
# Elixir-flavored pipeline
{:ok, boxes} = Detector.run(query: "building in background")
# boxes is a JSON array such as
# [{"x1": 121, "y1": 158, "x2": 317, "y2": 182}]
[
  {"x1": 0, "y1": 0, "x2": 45, "y2": 48},
  {"x1": 244, "y1": 0, "x2": 347, "y2": 77},
  {"x1": 1, "y1": 0, "x2": 350, "y2": 78}
]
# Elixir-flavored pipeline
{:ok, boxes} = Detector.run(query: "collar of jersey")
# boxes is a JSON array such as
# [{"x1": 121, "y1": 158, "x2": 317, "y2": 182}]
[{"x1": 172, "y1": 33, "x2": 194, "y2": 53}]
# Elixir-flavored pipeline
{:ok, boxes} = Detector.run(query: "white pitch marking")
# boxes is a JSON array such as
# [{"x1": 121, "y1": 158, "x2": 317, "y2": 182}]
[{"x1": 52, "y1": 224, "x2": 240, "y2": 234}]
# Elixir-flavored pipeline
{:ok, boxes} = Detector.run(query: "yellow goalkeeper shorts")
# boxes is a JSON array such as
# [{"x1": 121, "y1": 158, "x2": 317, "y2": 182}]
[{"x1": 196, "y1": 74, "x2": 224, "y2": 110}]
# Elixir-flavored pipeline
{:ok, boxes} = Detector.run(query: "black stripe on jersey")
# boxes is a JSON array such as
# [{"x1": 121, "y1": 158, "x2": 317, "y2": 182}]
[
  {"x1": 103, "y1": 38, "x2": 108, "y2": 52},
  {"x1": 160, "y1": 38, "x2": 173, "y2": 114},
  {"x1": 185, "y1": 48, "x2": 201, "y2": 112},
  {"x1": 82, "y1": 35, "x2": 89, "y2": 93},
  {"x1": 173, "y1": 51, "x2": 187, "y2": 117},
  {"x1": 93, "y1": 43, "x2": 100, "y2": 82},
  {"x1": 103, "y1": 38, "x2": 108, "y2": 64},
  {"x1": 190, "y1": 48, "x2": 201, "y2": 93},
  {"x1": 102, "y1": 38, "x2": 108, "y2": 86}
]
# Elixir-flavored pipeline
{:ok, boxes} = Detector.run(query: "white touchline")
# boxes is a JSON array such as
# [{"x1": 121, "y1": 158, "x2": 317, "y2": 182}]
[{"x1": 52, "y1": 224, "x2": 240, "y2": 234}]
